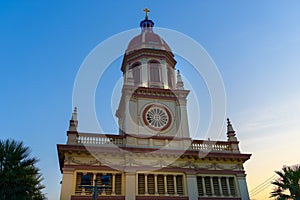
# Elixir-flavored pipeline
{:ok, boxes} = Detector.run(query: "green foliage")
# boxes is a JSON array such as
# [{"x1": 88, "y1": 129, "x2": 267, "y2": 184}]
[
  {"x1": 271, "y1": 165, "x2": 300, "y2": 200},
  {"x1": 0, "y1": 139, "x2": 46, "y2": 200}
]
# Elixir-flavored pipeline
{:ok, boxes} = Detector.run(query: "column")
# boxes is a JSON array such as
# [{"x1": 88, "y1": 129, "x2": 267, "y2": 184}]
[
  {"x1": 226, "y1": 177, "x2": 231, "y2": 196},
  {"x1": 173, "y1": 175, "x2": 178, "y2": 196},
  {"x1": 164, "y1": 175, "x2": 168, "y2": 196},
  {"x1": 112, "y1": 173, "x2": 116, "y2": 195},
  {"x1": 93, "y1": 173, "x2": 97, "y2": 185},
  {"x1": 141, "y1": 59, "x2": 147, "y2": 86},
  {"x1": 154, "y1": 174, "x2": 159, "y2": 195},
  {"x1": 201, "y1": 177, "x2": 207, "y2": 196},
  {"x1": 237, "y1": 175, "x2": 250, "y2": 200},
  {"x1": 125, "y1": 173, "x2": 136, "y2": 200},
  {"x1": 186, "y1": 174, "x2": 198, "y2": 200},
  {"x1": 145, "y1": 174, "x2": 149, "y2": 195},
  {"x1": 218, "y1": 177, "x2": 223, "y2": 196},
  {"x1": 60, "y1": 168, "x2": 75, "y2": 200},
  {"x1": 93, "y1": 173, "x2": 97, "y2": 196},
  {"x1": 210, "y1": 177, "x2": 215, "y2": 196}
]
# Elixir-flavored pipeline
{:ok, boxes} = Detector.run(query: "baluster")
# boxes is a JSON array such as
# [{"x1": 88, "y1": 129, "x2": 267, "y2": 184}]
[
  {"x1": 210, "y1": 177, "x2": 214, "y2": 196},
  {"x1": 164, "y1": 174, "x2": 168, "y2": 196},
  {"x1": 218, "y1": 177, "x2": 223, "y2": 196},
  {"x1": 145, "y1": 174, "x2": 148, "y2": 195},
  {"x1": 174, "y1": 175, "x2": 178, "y2": 196},
  {"x1": 202, "y1": 176, "x2": 206, "y2": 196},
  {"x1": 226, "y1": 177, "x2": 231, "y2": 196},
  {"x1": 154, "y1": 174, "x2": 158, "y2": 196}
]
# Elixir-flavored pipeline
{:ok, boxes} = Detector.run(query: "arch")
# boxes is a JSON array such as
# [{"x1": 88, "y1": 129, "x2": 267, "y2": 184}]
[
  {"x1": 130, "y1": 62, "x2": 141, "y2": 85},
  {"x1": 129, "y1": 62, "x2": 142, "y2": 70},
  {"x1": 148, "y1": 60, "x2": 160, "y2": 64},
  {"x1": 148, "y1": 60, "x2": 161, "y2": 83}
]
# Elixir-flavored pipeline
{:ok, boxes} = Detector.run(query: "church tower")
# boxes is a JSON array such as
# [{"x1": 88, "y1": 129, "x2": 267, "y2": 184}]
[
  {"x1": 57, "y1": 9, "x2": 252, "y2": 200},
  {"x1": 116, "y1": 10, "x2": 190, "y2": 139}
]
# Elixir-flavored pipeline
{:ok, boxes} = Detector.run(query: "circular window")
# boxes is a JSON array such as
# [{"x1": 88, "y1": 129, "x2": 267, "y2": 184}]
[{"x1": 142, "y1": 104, "x2": 172, "y2": 131}]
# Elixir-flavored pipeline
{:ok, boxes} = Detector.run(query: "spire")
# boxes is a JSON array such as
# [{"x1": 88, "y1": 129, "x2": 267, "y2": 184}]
[
  {"x1": 69, "y1": 107, "x2": 78, "y2": 131},
  {"x1": 176, "y1": 70, "x2": 185, "y2": 89},
  {"x1": 227, "y1": 118, "x2": 235, "y2": 133},
  {"x1": 226, "y1": 118, "x2": 240, "y2": 153},
  {"x1": 140, "y1": 8, "x2": 154, "y2": 31},
  {"x1": 227, "y1": 118, "x2": 237, "y2": 141}
]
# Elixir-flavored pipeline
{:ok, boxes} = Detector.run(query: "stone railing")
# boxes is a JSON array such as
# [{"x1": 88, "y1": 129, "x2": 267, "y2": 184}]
[
  {"x1": 74, "y1": 133, "x2": 235, "y2": 153},
  {"x1": 190, "y1": 140, "x2": 232, "y2": 152},
  {"x1": 77, "y1": 133, "x2": 124, "y2": 145}
]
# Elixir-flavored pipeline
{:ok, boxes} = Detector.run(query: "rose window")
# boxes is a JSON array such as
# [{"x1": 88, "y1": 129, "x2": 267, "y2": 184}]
[{"x1": 143, "y1": 105, "x2": 172, "y2": 131}]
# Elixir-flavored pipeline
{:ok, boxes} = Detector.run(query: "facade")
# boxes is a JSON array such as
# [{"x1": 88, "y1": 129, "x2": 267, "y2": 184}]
[{"x1": 57, "y1": 12, "x2": 251, "y2": 200}]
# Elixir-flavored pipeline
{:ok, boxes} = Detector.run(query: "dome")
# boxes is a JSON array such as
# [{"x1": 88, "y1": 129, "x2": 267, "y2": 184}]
[
  {"x1": 121, "y1": 10, "x2": 176, "y2": 73},
  {"x1": 126, "y1": 13, "x2": 172, "y2": 54},
  {"x1": 126, "y1": 31, "x2": 172, "y2": 53}
]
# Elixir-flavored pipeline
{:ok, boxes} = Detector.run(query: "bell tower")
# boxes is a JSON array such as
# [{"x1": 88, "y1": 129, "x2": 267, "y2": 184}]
[{"x1": 116, "y1": 10, "x2": 190, "y2": 138}]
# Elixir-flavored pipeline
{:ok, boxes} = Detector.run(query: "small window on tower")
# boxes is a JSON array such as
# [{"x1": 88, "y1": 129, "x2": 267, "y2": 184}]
[
  {"x1": 149, "y1": 61, "x2": 160, "y2": 83},
  {"x1": 130, "y1": 62, "x2": 141, "y2": 85}
]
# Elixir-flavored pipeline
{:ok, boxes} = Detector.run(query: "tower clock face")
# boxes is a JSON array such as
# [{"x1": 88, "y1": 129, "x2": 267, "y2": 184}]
[{"x1": 142, "y1": 104, "x2": 172, "y2": 132}]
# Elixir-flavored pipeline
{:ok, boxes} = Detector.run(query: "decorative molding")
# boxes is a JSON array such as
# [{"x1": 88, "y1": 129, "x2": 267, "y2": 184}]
[{"x1": 69, "y1": 156, "x2": 101, "y2": 166}]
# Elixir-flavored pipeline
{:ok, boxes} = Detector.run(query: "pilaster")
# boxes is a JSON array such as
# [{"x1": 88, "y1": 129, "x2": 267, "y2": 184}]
[
  {"x1": 60, "y1": 167, "x2": 75, "y2": 200},
  {"x1": 237, "y1": 174, "x2": 250, "y2": 200},
  {"x1": 125, "y1": 172, "x2": 136, "y2": 200},
  {"x1": 186, "y1": 173, "x2": 198, "y2": 200}
]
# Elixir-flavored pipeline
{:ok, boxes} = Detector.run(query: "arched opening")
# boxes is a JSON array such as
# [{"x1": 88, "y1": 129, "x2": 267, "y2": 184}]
[
  {"x1": 148, "y1": 60, "x2": 161, "y2": 83},
  {"x1": 130, "y1": 62, "x2": 141, "y2": 86}
]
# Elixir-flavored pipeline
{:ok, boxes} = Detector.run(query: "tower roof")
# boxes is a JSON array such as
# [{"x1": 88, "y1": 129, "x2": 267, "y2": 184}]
[{"x1": 126, "y1": 9, "x2": 172, "y2": 53}]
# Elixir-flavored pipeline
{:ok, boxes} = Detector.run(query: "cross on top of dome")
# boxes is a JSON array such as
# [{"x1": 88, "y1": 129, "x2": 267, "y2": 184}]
[
  {"x1": 140, "y1": 8, "x2": 154, "y2": 31},
  {"x1": 143, "y1": 8, "x2": 150, "y2": 20}
]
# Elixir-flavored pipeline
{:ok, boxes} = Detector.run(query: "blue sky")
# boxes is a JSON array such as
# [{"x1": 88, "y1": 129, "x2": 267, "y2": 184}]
[{"x1": 1, "y1": 1, "x2": 300, "y2": 199}]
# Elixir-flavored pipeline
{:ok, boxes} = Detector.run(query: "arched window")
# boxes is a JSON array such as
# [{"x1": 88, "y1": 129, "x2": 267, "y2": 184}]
[
  {"x1": 130, "y1": 62, "x2": 141, "y2": 85},
  {"x1": 149, "y1": 61, "x2": 160, "y2": 83}
]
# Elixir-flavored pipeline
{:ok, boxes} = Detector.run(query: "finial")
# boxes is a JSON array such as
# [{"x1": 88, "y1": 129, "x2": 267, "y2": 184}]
[
  {"x1": 69, "y1": 107, "x2": 78, "y2": 131},
  {"x1": 227, "y1": 118, "x2": 231, "y2": 125},
  {"x1": 140, "y1": 8, "x2": 154, "y2": 31},
  {"x1": 71, "y1": 107, "x2": 77, "y2": 121},
  {"x1": 227, "y1": 118, "x2": 237, "y2": 142},
  {"x1": 176, "y1": 69, "x2": 184, "y2": 89},
  {"x1": 143, "y1": 8, "x2": 150, "y2": 20},
  {"x1": 226, "y1": 118, "x2": 240, "y2": 152},
  {"x1": 227, "y1": 118, "x2": 235, "y2": 133}
]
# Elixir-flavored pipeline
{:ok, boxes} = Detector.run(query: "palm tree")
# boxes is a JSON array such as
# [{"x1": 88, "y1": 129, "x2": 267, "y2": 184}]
[
  {"x1": 270, "y1": 165, "x2": 300, "y2": 200},
  {"x1": 0, "y1": 139, "x2": 45, "y2": 200}
]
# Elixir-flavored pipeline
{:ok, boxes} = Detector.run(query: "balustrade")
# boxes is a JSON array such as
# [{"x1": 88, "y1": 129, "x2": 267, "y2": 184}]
[{"x1": 74, "y1": 133, "x2": 234, "y2": 153}]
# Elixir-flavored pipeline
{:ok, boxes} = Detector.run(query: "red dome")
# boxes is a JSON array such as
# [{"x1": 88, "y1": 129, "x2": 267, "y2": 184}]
[{"x1": 126, "y1": 31, "x2": 172, "y2": 53}]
